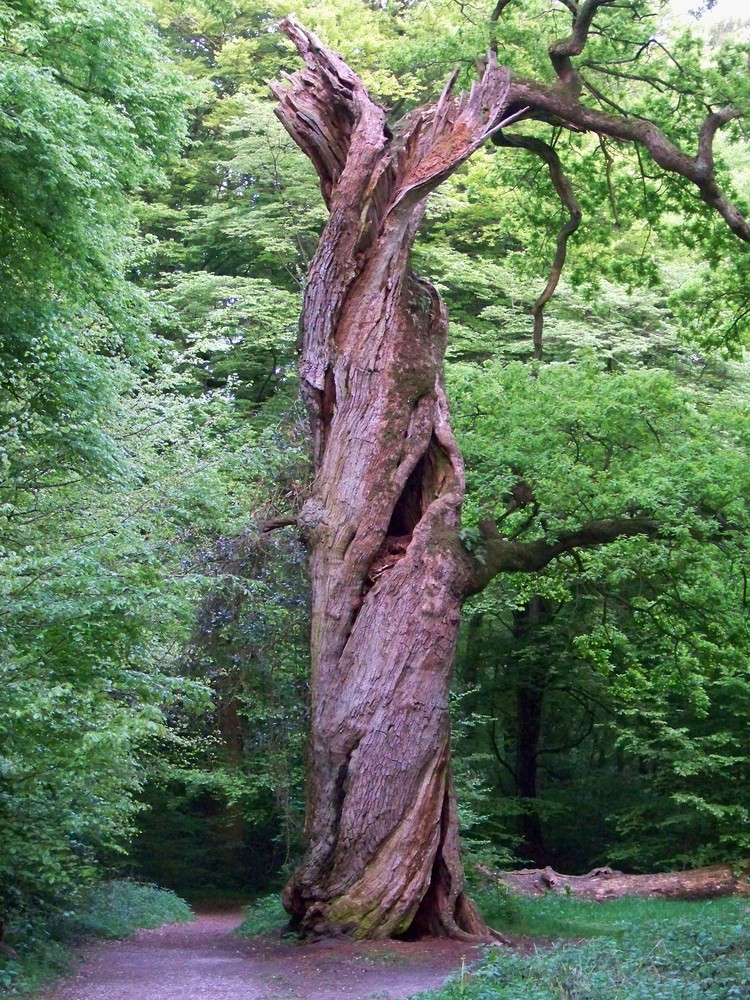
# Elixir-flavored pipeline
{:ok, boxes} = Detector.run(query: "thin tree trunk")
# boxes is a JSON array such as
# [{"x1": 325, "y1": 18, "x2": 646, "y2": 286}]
[
  {"x1": 515, "y1": 677, "x2": 547, "y2": 868},
  {"x1": 215, "y1": 695, "x2": 247, "y2": 870},
  {"x1": 271, "y1": 20, "x2": 516, "y2": 940},
  {"x1": 513, "y1": 599, "x2": 550, "y2": 868}
]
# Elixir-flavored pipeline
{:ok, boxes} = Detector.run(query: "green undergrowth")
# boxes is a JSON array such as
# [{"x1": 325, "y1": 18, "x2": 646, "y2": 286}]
[
  {"x1": 235, "y1": 892, "x2": 290, "y2": 936},
  {"x1": 1, "y1": 881, "x2": 193, "y2": 997},
  {"x1": 416, "y1": 892, "x2": 750, "y2": 1000},
  {"x1": 64, "y1": 880, "x2": 193, "y2": 939},
  {"x1": 180, "y1": 888, "x2": 254, "y2": 909}
]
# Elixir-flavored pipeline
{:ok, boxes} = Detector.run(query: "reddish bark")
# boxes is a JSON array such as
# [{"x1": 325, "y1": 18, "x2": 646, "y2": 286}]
[
  {"x1": 269, "y1": 16, "x2": 750, "y2": 942},
  {"x1": 271, "y1": 18, "x2": 517, "y2": 941}
]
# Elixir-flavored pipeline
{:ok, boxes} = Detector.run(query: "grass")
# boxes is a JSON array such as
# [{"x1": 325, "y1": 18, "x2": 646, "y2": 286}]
[
  {"x1": 0, "y1": 937, "x2": 73, "y2": 999},
  {"x1": 413, "y1": 891, "x2": 750, "y2": 1000},
  {"x1": 1, "y1": 880, "x2": 193, "y2": 997},
  {"x1": 64, "y1": 879, "x2": 193, "y2": 939}
]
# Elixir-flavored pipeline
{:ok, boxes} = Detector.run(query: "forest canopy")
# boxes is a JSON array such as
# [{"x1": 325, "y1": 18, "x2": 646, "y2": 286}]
[{"x1": 1, "y1": 0, "x2": 749, "y2": 956}]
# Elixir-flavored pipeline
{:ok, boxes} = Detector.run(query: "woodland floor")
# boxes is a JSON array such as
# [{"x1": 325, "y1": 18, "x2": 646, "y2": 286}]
[{"x1": 38, "y1": 909, "x2": 481, "y2": 1000}]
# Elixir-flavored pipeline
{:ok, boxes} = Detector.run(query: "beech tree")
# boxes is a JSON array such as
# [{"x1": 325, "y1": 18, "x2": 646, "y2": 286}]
[{"x1": 270, "y1": 2, "x2": 750, "y2": 940}]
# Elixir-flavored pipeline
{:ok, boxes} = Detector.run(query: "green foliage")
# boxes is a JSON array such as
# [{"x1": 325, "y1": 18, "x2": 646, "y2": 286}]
[
  {"x1": 63, "y1": 880, "x2": 193, "y2": 940},
  {"x1": 2, "y1": 0, "x2": 313, "y2": 925},
  {"x1": 0, "y1": 0, "x2": 190, "y2": 486},
  {"x1": 129, "y1": 416, "x2": 310, "y2": 897},
  {"x1": 153, "y1": 271, "x2": 300, "y2": 409},
  {"x1": 452, "y1": 358, "x2": 750, "y2": 533},
  {"x1": 141, "y1": 527, "x2": 311, "y2": 889},
  {"x1": 0, "y1": 0, "x2": 210, "y2": 937},
  {"x1": 235, "y1": 893, "x2": 289, "y2": 937},
  {"x1": 3, "y1": 0, "x2": 750, "y2": 944},
  {"x1": 0, "y1": 362, "x2": 280, "y2": 922},
  {"x1": 0, "y1": 938, "x2": 71, "y2": 998},
  {"x1": 417, "y1": 896, "x2": 750, "y2": 1000},
  {"x1": 0, "y1": 881, "x2": 192, "y2": 997},
  {"x1": 450, "y1": 357, "x2": 750, "y2": 869}
]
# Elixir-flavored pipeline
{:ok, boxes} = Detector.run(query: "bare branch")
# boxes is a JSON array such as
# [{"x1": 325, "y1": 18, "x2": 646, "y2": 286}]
[
  {"x1": 492, "y1": 130, "x2": 582, "y2": 360},
  {"x1": 697, "y1": 107, "x2": 742, "y2": 179},
  {"x1": 489, "y1": 0, "x2": 515, "y2": 53},
  {"x1": 477, "y1": 5, "x2": 749, "y2": 240},
  {"x1": 548, "y1": 0, "x2": 618, "y2": 88},
  {"x1": 582, "y1": 60, "x2": 699, "y2": 97},
  {"x1": 260, "y1": 516, "x2": 299, "y2": 533},
  {"x1": 598, "y1": 136, "x2": 621, "y2": 225}
]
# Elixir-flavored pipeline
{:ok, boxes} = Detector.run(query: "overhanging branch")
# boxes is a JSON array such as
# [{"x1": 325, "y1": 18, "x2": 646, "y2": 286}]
[
  {"x1": 463, "y1": 516, "x2": 660, "y2": 594},
  {"x1": 506, "y1": 77, "x2": 750, "y2": 242},
  {"x1": 492, "y1": 131, "x2": 582, "y2": 360},
  {"x1": 548, "y1": 0, "x2": 617, "y2": 89}
]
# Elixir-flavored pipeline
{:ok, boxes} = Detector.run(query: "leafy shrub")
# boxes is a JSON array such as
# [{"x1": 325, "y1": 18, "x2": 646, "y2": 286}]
[
  {"x1": 235, "y1": 893, "x2": 289, "y2": 936},
  {"x1": 0, "y1": 881, "x2": 192, "y2": 997},
  {"x1": 0, "y1": 938, "x2": 70, "y2": 997},
  {"x1": 65, "y1": 880, "x2": 193, "y2": 940}
]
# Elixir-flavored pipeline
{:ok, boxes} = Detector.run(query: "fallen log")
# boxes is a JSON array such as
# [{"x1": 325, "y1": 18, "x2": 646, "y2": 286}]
[{"x1": 483, "y1": 863, "x2": 750, "y2": 901}]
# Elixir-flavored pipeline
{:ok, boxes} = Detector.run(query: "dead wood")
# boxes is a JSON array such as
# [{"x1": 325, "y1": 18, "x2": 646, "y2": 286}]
[{"x1": 483, "y1": 862, "x2": 750, "y2": 901}]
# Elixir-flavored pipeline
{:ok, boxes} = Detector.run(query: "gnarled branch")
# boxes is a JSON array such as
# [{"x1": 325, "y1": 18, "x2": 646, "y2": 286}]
[
  {"x1": 492, "y1": 131, "x2": 582, "y2": 359},
  {"x1": 548, "y1": 0, "x2": 617, "y2": 89},
  {"x1": 506, "y1": 77, "x2": 750, "y2": 242},
  {"x1": 462, "y1": 516, "x2": 660, "y2": 595},
  {"x1": 484, "y1": 1, "x2": 750, "y2": 242}
]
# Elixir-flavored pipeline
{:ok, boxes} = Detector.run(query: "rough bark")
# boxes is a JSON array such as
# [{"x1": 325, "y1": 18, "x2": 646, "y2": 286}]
[
  {"x1": 491, "y1": 862, "x2": 750, "y2": 901},
  {"x1": 269, "y1": 15, "x2": 750, "y2": 942},
  {"x1": 271, "y1": 18, "x2": 517, "y2": 941}
]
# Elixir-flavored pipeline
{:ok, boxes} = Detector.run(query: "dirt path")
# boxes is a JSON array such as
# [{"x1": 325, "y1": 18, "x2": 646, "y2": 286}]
[{"x1": 40, "y1": 911, "x2": 482, "y2": 1000}]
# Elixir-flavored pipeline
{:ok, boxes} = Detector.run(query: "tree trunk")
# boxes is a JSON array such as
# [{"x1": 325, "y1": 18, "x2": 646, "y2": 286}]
[
  {"x1": 513, "y1": 599, "x2": 550, "y2": 868},
  {"x1": 491, "y1": 863, "x2": 750, "y2": 901},
  {"x1": 270, "y1": 20, "x2": 517, "y2": 940},
  {"x1": 215, "y1": 694, "x2": 247, "y2": 872},
  {"x1": 267, "y1": 16, "x2": 750, "y2": 942}
]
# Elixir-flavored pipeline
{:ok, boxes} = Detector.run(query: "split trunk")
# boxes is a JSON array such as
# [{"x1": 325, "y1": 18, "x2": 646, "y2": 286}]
[{"x1": 271, "y1": 20, "x2": 517, "y2": 940}]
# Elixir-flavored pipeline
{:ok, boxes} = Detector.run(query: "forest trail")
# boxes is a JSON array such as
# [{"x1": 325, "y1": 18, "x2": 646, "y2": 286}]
[{"x1": 40, "y1": 910, "x2": 479, "y2": 1000}]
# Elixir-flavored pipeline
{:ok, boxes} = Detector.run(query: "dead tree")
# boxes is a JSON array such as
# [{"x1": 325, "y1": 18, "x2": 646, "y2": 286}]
[{"x1": 269, "y1": 5, "x2": 749, "y2": 940}]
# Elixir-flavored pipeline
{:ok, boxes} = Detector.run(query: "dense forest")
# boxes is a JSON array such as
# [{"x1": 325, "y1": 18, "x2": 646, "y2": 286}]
[{"x1": 1, "y1": 0, "x2": 750, "y2": 967}]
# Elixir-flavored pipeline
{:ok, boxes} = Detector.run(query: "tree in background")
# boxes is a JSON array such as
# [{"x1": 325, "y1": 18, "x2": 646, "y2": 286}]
[
  {"x1": 450, "y1": 358, "x2": 750, "y2": 872},
  {"x1": 0, "y1": 0, "x2": 227, "y2": 930}
]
